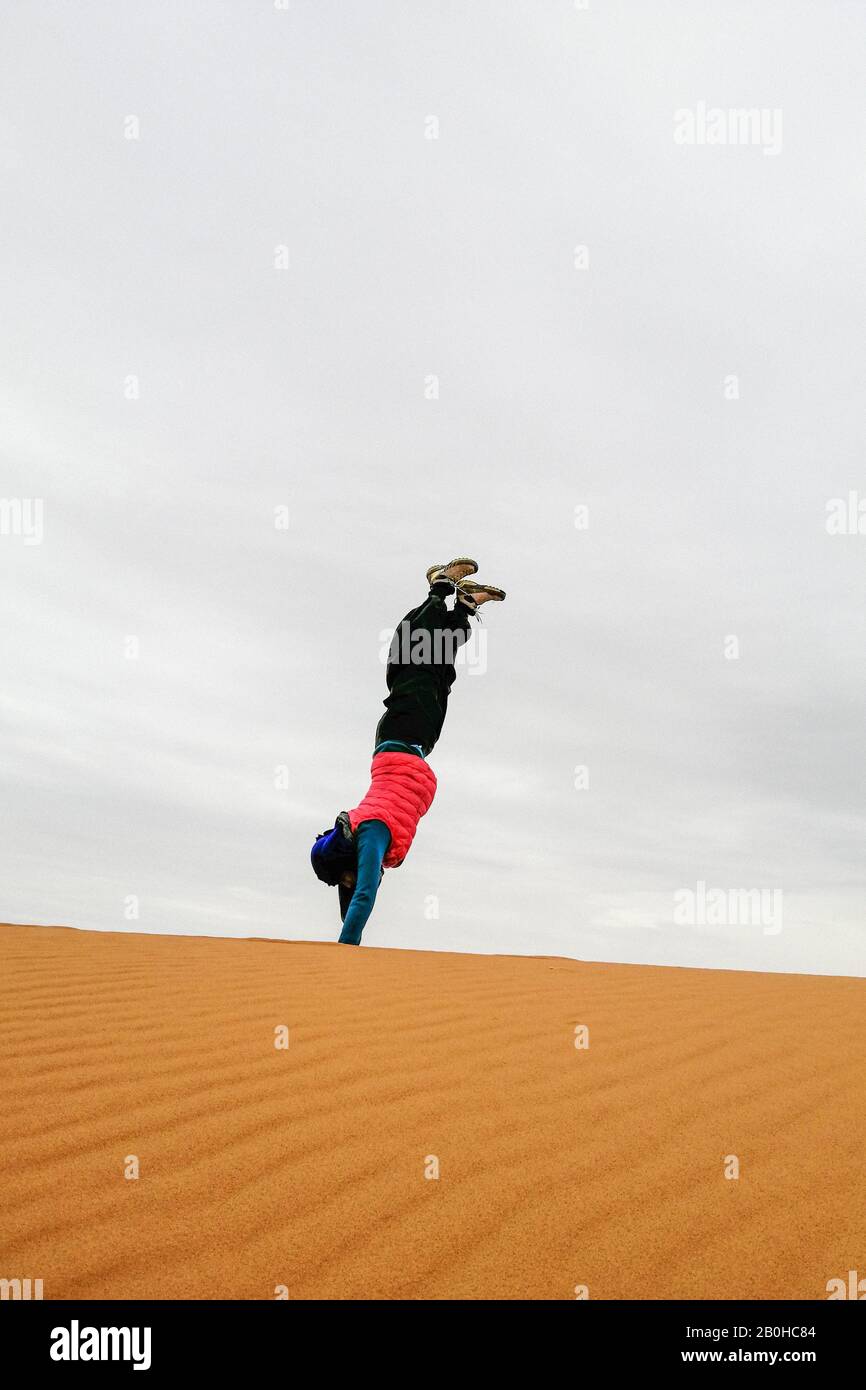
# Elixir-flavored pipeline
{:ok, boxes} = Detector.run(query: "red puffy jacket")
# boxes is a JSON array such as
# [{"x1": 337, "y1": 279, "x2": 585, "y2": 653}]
[{"x1": 348, "y1": 751, "x2": 438, "y2": 867}]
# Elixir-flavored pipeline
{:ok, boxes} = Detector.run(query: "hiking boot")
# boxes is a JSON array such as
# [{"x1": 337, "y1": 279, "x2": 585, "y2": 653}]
[
  {"x1": 426, "y1": 557, "x2": 478, "y2": 587},
  {"x1": 456, "y1": 579, "x2": 506, "y2": 611}
]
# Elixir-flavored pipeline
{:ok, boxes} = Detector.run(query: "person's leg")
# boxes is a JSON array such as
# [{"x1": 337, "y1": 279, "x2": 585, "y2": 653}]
[
  {"x1": 388, "y1": 580, "x2": 454, "y2": 657},
  {"x1": 338, "y1": 819, "x2": 391, "y2": 945},
  {"x1": 375, "y1": 571, "x2": 476, "y2": 754},
  {"x1": 388, "y1": 563, "x2": 491, "y2": 659},
  {"x1": 388, "y1": 578, "x2": 475, "y2": 673},
  {"x1": 387, "y1": 556, "x2": 477, "y2": 655}
]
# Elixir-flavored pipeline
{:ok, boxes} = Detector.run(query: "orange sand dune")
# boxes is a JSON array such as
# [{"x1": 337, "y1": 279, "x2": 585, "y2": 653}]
[{"x1": 1, "y1": 923, "x2": 864, "y2": 1301}]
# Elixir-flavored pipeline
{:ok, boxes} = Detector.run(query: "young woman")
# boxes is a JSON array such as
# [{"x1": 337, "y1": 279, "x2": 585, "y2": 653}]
[{"x1": 310, "y1": 558, "x2": 505, "y2": 945}]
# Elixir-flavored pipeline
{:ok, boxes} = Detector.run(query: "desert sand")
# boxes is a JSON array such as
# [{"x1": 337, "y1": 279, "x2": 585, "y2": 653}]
[{"x1": 1, "y1": 922, "x2": 864, "y2": 1300}]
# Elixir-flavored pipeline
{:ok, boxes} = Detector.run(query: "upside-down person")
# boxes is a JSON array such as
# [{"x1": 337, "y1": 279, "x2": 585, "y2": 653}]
[{"x1": 310, "y1": 558, "x2": 505, "y2": 945}]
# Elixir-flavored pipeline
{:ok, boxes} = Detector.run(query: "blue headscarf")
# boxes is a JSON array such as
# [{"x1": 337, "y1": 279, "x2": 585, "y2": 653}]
[{"x1": 310, "y1": 812, "x2": 356, "y2": 886}]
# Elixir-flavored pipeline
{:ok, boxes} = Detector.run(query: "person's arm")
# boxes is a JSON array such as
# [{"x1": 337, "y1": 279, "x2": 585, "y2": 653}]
[
  {"x1": 338, "y1": 819, "x2": 391, "y2": 945},
  {"x1": 338, "y1": 882, "x2": 354, "y2": 922}
]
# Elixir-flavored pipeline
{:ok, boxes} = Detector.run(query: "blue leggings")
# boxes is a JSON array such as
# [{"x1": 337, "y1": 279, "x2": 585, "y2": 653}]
[{"x1": 338, "y1": 819, "x2": 392, "y2": 945}]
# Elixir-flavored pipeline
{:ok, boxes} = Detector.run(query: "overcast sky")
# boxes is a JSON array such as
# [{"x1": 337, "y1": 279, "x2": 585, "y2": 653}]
[{"x1": 1, "y1": 1, "x2": 864, "y2": 975}]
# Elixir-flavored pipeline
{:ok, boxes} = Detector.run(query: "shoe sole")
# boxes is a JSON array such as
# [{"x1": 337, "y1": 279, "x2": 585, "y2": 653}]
[
  {"x1": 426, "y1": 557, "x2": 479, "y2": 584},
  {"x1": 457, "y1": 581, "x2": 506, "y2": 602}
]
